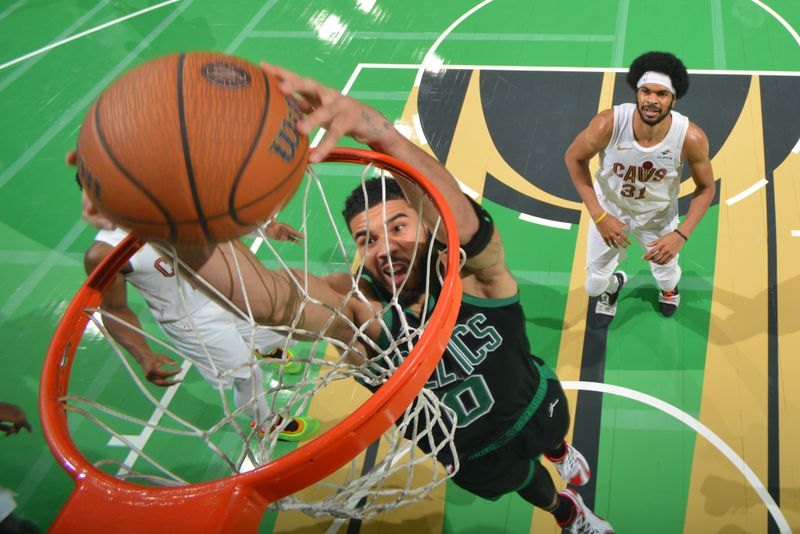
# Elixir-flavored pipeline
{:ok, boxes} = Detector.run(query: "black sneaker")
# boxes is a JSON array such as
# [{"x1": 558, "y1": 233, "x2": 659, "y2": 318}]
[
  {"x1": 595, "y1": 272, "x2": 626, "y2": 327},
  {"x1": 658, "y1": 287, "x2": 680, "y2": 317}
]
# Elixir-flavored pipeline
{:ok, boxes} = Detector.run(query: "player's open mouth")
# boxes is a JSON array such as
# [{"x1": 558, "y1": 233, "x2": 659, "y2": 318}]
[
  {"x1": 382, "y1": 262, "x2": 408, "y2": 285},
  {"x1": 642, "y1": 106, "x2": 661, "y2": 118}
]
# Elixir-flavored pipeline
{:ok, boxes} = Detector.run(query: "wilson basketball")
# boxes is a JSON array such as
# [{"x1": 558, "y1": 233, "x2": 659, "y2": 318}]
[{"x1": 76, "y1": 52, "x2": 308, "y2": 245}]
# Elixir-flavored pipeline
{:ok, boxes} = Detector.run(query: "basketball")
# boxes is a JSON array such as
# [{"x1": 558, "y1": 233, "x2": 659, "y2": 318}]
[{"x1": 76, "y1": 52, "x2": 308, "y2": 245}]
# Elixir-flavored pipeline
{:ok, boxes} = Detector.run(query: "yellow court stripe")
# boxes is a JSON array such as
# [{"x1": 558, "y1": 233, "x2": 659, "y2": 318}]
[
  {"x1": 444, "y1": 70, "x2": 582, "y2": 210},
  {"x1": 774, "y1": 152, "x2": 800, "y2": 531},
  {"x1": 684, "y1": 75, "x2": 771, "y2": 533},
  {"x1": 530, "y1": 70, "x2": 616, "y2": 534}
]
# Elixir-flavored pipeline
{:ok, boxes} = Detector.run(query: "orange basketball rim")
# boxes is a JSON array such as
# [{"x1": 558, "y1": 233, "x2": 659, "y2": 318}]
[{"x1": 40, "y1": 147, "x2": 463, "y2": 533}]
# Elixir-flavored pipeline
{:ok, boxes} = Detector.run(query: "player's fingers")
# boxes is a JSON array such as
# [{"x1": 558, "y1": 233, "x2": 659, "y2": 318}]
[
  {"x1": 299, "y1": 102, "x2": 339, "y2": 136},
  {"x1": 260, "y1": 63, "x2": 301, "y2": 87},
  {"x1": 291, "y1": 95, "x2": 315, "y2": 115},
  {"x1": 309, "y1": 125, "x2": 345, "y2": 163}
]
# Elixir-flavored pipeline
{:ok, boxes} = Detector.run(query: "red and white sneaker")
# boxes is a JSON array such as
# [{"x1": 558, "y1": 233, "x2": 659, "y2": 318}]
[
  {"x1": 558, "y1": 489, "x2": 614, "y2": 534},
  {"x1": 658, "y1": 286, "x2": 680, "y2": 317},
  {"x1": 544, "y1": 441, "x2": 590, "y2": 486}
]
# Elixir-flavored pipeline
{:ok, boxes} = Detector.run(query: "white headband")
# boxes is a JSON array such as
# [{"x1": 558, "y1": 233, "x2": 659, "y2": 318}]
[{"x1": 637, "y1": 71, "x2": 675, "y2": 95}]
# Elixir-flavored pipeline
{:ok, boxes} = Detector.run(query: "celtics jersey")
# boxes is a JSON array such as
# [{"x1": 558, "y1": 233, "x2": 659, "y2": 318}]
[
  {"x1": 363, "y1": 274, "x2": 545, "y2": 457},
  {"x1": 595, "y1": 103, "x2": 689, "y2": 227}
]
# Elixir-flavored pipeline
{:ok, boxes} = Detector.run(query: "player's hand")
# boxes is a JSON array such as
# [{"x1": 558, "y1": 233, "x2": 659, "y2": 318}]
[
  {"x1": 0, "y1": 402, "x2": 32, "y2": 436},
  {"x1": 261, "y1": 63, "x2": 393, "y2": 163},
  {"x1": 266, "y1": 220, "x2": 304, "y2": 243},
  {"x1": 141, "y1": 354, "x2": 182, "y2": 387},
  {"x1": 595, "y1": 214, "x2": 632, "y2": 248},
  {"x1": 643, "y1": 232, "x2": 684, "y2": 265}
]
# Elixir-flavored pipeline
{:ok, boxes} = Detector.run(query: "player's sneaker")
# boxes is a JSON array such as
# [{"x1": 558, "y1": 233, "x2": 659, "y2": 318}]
[
  {"x1": 595, "y1": 271, "x2": 626, "y2": 327},
  {"x1": 251, "y1": 416, "x2": 320, "y2": 442},
  {"x1": 658, "y1": 287, "x2": 680, "y2": 317},
  {"x1": 544, "y1": 441, "x2": 590, "y2": 486},
  {"x1": 255, "y1": 347, "x2": 302, "y2": 375},
  {"x1": 558, "y1": 489, "x2": 614, "y2": 534}
]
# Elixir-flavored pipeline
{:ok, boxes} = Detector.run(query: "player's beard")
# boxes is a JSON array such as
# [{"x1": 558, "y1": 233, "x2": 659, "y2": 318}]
[
  {"x1": 637, "y1": 102, "x2": 671, "y2": 126},
  {"x1": 366, "y1": 247, "x2": 429, "y2": 308}
]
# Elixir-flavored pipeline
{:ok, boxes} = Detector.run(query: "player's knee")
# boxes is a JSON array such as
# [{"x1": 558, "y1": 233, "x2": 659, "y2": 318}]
[{"x1": 585, "y1": 275, "x2": 609, "y2": 297}]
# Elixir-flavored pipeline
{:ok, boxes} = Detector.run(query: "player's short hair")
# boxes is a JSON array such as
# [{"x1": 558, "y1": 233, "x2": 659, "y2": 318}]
[
  {"x1": 626, "y1": 51, "x2": 689, "y2": 99},
  {"x1": 342, "y1": 177, "x2": 406, "y2": 226}
]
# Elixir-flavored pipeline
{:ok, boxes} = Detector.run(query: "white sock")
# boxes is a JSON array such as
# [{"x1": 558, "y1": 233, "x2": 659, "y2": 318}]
[
  {"x1": 606, "y1": 274, "x2": 620, "y2": 294},
  {"x1": 233, "y1": 367, "x2": 270, "y2": 430}
]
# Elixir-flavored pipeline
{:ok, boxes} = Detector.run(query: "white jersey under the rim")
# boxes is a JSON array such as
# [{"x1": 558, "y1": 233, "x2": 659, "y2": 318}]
[
  {"x1": 95, "y1": 228, "x2": 212, "y2": 323},
  {"x1": 594, "y1": 103, "x2": 689, "y2": 226}
]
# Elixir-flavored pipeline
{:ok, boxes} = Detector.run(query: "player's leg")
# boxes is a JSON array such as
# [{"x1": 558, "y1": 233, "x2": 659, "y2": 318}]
[
  {"x1": 164, "y1": 309, "x2": 319, "y2": 441},
  {"x1": 232, "y1": 313, "x2": 303, "y2": 375},
  {"x1": 638, "y1": 219, "x2": 682, "y2": 317},
  {"x1": 586, "y1": 220, "x2": 627, "y2": 325},
  {"x1": 538, "y1": 379, "x2": 590, "y2": 487},
  {"x1": 516, "y1": 460, "x2": 613, "y2": 533}
]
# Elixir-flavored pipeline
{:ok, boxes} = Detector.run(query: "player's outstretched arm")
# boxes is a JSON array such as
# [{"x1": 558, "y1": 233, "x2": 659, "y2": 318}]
[
  {"x1": 84, "y1": 242, "x2": 181, "y2": 387},
  {"x1": 262, "y1": 63, "x2": 516, "y2": 298},
  {"x1": 262, "y1": 63, "x2": 478, "y2": 246},
  {"x1": 176, "y1": 240, "x2": 377, "y2": 355}
]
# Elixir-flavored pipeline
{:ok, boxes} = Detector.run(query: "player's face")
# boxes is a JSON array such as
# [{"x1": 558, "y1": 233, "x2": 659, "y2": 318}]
[
  {"x1": 636, "y1": 83, "x2": 674, "y2": 126},
  {"x1": 348, "y1": 199, "x2": 427, "y2": 294}
]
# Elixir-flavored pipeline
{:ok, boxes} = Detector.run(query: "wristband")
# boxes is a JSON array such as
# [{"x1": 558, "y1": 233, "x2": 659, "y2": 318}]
[
  {"x1": 675, "y1": 229, "x2": 688, "y2": 242},
  {"x1": 593, "y1": 211, "x2": 607, "y2": 224}
]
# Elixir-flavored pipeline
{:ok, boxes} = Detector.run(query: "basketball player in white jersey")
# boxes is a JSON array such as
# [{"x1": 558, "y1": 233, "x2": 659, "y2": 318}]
[
  {"x1": 70, "y1": 147, "x2": 320, "y2": 442},
  {"x1": 565, "y1": 51, "x2": 716, "y2": 324}
]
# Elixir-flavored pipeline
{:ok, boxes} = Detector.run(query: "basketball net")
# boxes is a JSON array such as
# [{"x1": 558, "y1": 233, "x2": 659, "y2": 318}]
[{"x1": 42, "y1": 148, "x2": 463, "y2": 530}]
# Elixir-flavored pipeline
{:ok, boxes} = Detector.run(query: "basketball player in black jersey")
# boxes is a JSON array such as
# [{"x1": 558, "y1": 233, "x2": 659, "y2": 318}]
[{"x1": 176, "y1": 64, "x2": 614, "y2": 534}]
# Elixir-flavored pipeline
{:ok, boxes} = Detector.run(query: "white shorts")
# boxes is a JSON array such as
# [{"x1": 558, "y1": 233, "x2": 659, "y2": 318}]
[
  {"x1": 586, "y1": 197, "x2": 682, "y2": 291},
  {"x1": 160, "y1": 299, "x2": 292, "y2": 388}
]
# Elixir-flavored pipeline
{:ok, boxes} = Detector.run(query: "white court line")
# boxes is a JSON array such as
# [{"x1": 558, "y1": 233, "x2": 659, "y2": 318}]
[
  {"x1": 0, "y1": 0, "x2": 180, "y2": 72},
  {"x1": 411, "y1": 113, "x2": 428, "y2": 146},
  {"x1": 749, "y1": 0, "x2": 800, "y2": 48},
  {"x1": 518, "y1": 212, "x2": 572, "y2": 230},
  {"x1": 792, "y1": 137, "x2": 800, "y2": 154},
  {"x1": 0, "y1": 0, "x2": 26, "y2": 22},
  {"x1": 791, "y1": 230, "x2": 800, "y2": 237},
  {"x1": 414, "y1": 0, "x2": 494, "y2": 87},
  {"x1": 562, "y1": 381, "x2": 791, "y2": 534},
  {"x1": 725, "y1": 178, "x2": 768, "y2": 206},
  {"x1": 457, "y1": 180, "x2": 480, "y2": 200},
  {"x1": 361, "y1": 62, "x2": 800, "y2": 77},
  {"x1": 108, "y1": 361, "x2": 192, "y2": 475}
]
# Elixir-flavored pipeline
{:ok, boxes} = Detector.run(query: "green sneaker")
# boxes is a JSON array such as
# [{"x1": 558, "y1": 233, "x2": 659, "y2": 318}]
[
  {"x1": 251, "y1": 417, "x2": 320, "y2": 442},
  {"x1": 276, "y1": 416, "x2": 320, "y2": 442},
  {"x1": 255, "y1": 347, "x2": 303, "y2": 375}
]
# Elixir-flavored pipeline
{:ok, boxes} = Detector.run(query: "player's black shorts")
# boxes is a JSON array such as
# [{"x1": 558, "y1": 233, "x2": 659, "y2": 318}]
[{"x1": 451, "y1": 376, "x2": 570, "y2": 500}]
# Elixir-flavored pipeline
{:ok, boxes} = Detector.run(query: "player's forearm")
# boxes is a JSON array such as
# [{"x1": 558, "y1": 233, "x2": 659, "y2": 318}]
[
  {"x1": 368, "y1": 127, "x2": 478, "y2": 243},
  {"x1": 566, "y1": 160, "x2": 604, "y2": 219},
  {"x1": 176, "y1": 242, "x2": 364, "y2": 343},
  {"x1": 102, "y1": 309, "x2": 153, "y2": 365},
  {"x1": 677, "y1": 181, "x2": 715, "y2": 237}
]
